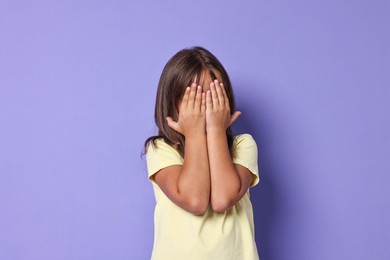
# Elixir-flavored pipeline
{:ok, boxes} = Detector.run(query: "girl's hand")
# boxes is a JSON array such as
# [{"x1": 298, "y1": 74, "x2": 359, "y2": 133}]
[
  {"x1": 206, "y1": 80, "x2": 241, "y2": 132},
  {"x1": 166, "y1": 83, "x2": 206, "y2": 136}
]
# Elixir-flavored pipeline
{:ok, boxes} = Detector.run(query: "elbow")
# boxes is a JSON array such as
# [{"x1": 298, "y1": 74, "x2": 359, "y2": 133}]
[
  {"x1": 211, "y1": 197, "x2": 235, "y2": 213},
  {"x1": 186, "y1": 197, "x2": 209, "y2": 215}
]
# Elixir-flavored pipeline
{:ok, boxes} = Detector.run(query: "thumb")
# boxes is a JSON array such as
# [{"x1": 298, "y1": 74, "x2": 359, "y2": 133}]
[
  {"x1": 166, "y1": 117, "x2": 180, "y2": 132},
  {"x1": 228, "y1": 111, "x2": 241, "y2": 127}
]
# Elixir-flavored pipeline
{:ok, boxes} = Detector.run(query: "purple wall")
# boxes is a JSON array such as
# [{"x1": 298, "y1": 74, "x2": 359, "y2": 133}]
[{"x1": 1, "y1": 1, "x2": 389, "y2": 259}]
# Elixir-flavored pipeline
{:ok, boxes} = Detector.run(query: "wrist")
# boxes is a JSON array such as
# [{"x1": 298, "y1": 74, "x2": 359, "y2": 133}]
[
  {"x1": 206, "y1": 127, "x2": 226, "y2": 136},
  {"x1": 184, "y1": 130, "x2": 207, "y2": 139}
]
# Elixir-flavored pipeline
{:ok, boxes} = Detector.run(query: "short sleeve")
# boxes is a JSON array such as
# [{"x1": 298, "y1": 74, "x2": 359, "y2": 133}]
[
  {"x1": 146, "y1": 139, "x2": 184, "y2": 183},
  {"x1": 232, "y1": 134, "x2": 260, "y2": 187}
]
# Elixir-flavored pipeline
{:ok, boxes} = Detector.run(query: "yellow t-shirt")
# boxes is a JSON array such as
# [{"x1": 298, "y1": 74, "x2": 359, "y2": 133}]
[{"x1": 146, "y1": 134, "x2": 260, "y2": 260}]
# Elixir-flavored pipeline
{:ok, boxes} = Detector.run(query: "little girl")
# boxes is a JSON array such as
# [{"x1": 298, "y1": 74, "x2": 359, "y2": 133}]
[{"x1": 144, "y1": 46, "x2": 260, "y2": 260}]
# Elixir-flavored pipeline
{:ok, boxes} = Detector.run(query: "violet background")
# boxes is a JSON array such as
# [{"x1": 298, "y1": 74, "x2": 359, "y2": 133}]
[{"x1": 0, "y1": 0, "x2": 389, "y2": 259}]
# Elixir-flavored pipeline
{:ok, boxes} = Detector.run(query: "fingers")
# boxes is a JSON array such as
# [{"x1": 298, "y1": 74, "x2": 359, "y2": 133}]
[
  {"x1": 180, "y1": 86, "x2": 191, "y2": 111},
  {"x1": 229, "y1": 111, "x2": 241, "y2": 127},
  {"x1": 187, "y1": 83, "x2": 197, "y2": 109},
  {"x1": 209, "y1": 79, "x2": 229, "y2": 109},
  {"x1": 182, "y1": 83, "x2": 204, "y2": 111},
  {"x1": 220, "y1": 82, "x2": 230, "y2": 108},
  {"x1": 194, "y1": 85, "x2": 202, "y2": 112},
  {"x1": 206, "y1": 90, "x2": 212, "y2": 110},
  {"x1": 201, "y1": 92, "x2": 206, "y2": 113},
  {"x1": 214, "y1": 79, "x2": 225, "y2": 108},
  {"x1": 210, "y1": 81, "x2": 219, "y2": 108}
]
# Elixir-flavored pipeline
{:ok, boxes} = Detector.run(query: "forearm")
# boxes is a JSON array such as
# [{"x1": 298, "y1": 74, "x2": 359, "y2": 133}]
[
  {"x1": 207, "y1": 129, "x2": 241, "y2": 211},
  {"x1": 177, "y1": 133, "x2": 210, "y2": 210}
]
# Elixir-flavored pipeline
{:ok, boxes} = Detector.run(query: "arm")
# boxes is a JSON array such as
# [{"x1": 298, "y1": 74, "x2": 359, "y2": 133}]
[
  {"x1": 206, "y1": 130, "x2": 253, "y2": 213},
  {"x1": 206, "y1": 80, "x2": 253, "y2": 213},
  {"x1": 153, "y1": 84, "x2": 210, "y2": 215}
]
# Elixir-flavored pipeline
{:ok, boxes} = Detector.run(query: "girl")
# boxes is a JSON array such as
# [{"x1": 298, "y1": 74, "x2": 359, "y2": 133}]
[{"x1": 144, "y1": 46, "x2": 260, "y2": 260}]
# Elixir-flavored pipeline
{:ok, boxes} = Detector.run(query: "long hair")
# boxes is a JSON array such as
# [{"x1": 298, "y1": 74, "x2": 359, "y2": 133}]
[{"x1": 144, "y1": 46, "x2": 237, "y2": 158}]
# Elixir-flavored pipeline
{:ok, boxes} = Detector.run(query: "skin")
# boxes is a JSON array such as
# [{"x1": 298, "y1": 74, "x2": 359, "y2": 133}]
[{"x1": 154, "y1": 76, "x2": 254, "y2": 215}]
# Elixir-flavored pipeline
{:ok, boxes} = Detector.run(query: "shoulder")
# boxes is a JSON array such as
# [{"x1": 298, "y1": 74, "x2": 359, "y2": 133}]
[
  {"x1": 147, "y1": 138, "x2": 172, "y2": 152},
  {"x1": 232, "y1": 133, "x2": 258, "y2": 162},
  {"x1": 146, "y1": 138, "x2": 183, "y2": 163},
  {"x1": 233, "y1": 134, "x2": 257, "y2": 149},
  {"x1": 146, "y1": 138, "x2": 183, "y2": 179},
  {"x1": 233, "y1": 134, "x2": 260, "y2": 187}
]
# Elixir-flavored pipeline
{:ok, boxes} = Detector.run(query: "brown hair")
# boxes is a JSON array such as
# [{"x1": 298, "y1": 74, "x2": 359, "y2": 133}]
[{"x1": 144, "y1": 46, "x2": 237, "y2": 158}]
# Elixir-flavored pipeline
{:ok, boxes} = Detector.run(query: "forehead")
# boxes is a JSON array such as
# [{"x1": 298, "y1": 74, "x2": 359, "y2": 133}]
[{"x1": 193, "y1": 70, "x2": 223, "y2": 91}]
